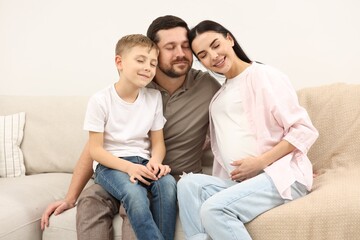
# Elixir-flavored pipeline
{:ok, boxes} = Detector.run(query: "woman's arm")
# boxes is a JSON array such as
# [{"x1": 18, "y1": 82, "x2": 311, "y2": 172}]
[{"x1": 230, "y1": 140, "x2": 295, "y2": 181}]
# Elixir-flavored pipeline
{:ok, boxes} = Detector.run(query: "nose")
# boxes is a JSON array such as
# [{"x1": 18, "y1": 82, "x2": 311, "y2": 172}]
[
  {"x1": 144, "y1": 63, "x2": 151, "y2": 72},
  {"x1": 209, "y1": 50, "x2": 218, "y2": 60},
  {"x1": 175, "y1": 45, "x2": 185, "y2": 57}
]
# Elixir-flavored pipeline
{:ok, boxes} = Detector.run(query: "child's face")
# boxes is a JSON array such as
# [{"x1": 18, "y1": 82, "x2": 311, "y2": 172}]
[{"x1": 117, "y1": 46, "x2": 158, "y2": 88}]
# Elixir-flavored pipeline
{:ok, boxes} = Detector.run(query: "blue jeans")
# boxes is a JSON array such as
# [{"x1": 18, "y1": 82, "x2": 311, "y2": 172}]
[
  {"x1": 94, "y1": 156, "x2": 177, "y2": 240},
  {"x1": 177, "y1": 172, "x2": 308, "y2": 240}
]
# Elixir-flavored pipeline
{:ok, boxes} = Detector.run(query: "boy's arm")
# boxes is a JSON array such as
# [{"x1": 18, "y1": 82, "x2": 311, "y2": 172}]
[
  {"x1": 149, "y1": 129, "x2": 166, "y2": 164},
  {"x1": 89, "y1": 131, "x2": 157, "y2": 184},
  {"x1": 89, "y1": 131, "x2": 132, "y2": 172},
  {"x1": 148, "y1": 129, "x2": 170, "y2": 178}
]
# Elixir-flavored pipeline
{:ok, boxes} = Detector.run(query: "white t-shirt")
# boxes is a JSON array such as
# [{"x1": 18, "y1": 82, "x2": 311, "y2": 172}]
[
  {"x1": 84, "y1": 84, "x2": 166, "y2": 162},
  {"x1": 211, "y1": 75, "x2": 258, "y2": 174}
]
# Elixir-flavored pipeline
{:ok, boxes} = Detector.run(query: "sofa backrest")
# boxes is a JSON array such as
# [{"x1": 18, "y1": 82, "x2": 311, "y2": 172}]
[
  {"x1": 1, "y1": 82, "x2": 359, "y2": 175},
  {"x1": 297, "y1": 83, "x2": 360, "y2": 173},
  {"x1": 0, "y1": 96, "x2": 89, "y2": 174}
]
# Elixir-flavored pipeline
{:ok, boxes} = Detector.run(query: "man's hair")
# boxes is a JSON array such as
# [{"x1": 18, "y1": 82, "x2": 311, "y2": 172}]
[
  {"x1": 146, "y1": 15, "x2": 189, "y2": 44},
  {"x1": 115, "y1": 34, "x2": 159, "y2": 56}
]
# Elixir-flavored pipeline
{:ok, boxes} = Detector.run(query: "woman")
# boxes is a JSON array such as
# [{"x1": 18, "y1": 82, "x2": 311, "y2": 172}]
[{"x1": 177, "y1": 20, "x2": 319, "y2": 240}]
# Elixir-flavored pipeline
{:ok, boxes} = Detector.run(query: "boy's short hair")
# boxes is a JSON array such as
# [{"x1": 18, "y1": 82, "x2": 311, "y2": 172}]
[{"x1": 115, "y1": 34, "x2": 159, "y2": 56}]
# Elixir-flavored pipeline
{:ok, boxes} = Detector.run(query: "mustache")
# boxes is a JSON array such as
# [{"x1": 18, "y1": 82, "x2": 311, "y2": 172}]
[{"x1": 172, "y1": 57, "x2": 190, "y2": 64}]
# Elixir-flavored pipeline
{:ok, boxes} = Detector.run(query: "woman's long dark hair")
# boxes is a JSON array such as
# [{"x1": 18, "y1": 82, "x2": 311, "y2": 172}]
[{"x1": 188, "y1": 20, "x2": 251, "y2": 63}]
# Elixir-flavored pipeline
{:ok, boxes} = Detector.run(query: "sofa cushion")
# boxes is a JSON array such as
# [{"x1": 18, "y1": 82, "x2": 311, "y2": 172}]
[
  {"x1": 296, "y1": 83, "x2": 360, "y2": 172},
  {"x1": 0, "y1": 173, "x2": 73, "y2": 240},
  {"x1": 245, "y1": 83, "x2": 360, "y2": 239},
  {"x1": 0, "y1": 112, "x2": 26, "y2": 177},
  {"x1": 0, "y1": 96, "x2": 89, "y2": 174}
]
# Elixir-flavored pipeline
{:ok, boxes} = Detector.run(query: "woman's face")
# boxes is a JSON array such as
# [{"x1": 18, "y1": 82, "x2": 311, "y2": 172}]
[{"x1": 191, "y1": 31, "x2": 236, "y2": 76}]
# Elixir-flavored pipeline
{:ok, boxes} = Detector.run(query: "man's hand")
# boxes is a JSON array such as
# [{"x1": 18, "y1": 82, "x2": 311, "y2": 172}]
[{"x1": 40, "y1": 200, "x2": 75, "y2": 230}]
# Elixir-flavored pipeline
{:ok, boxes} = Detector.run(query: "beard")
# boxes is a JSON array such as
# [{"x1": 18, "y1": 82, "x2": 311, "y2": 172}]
[{"x1": 158, "y1": 57, "x2": 192, "y2": 78}]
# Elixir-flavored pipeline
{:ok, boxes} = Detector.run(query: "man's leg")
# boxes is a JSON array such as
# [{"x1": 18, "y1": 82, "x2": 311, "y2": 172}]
[
  {"x1": 120, "y1": 205, "x2": 137, "y2": 240},
  {"x1": 76, "y1": 184, "x2": 120, "y2": 240}
]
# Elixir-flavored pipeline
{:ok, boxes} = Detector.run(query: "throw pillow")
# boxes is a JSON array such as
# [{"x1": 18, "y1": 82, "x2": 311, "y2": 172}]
[{"x1": 0, "y1": 112, "x2": 26, "y2": 177}]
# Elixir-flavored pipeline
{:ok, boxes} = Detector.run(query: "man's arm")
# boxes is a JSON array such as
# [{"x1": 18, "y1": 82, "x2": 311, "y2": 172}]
[{"x1": 41, "y1": 141, "x2": 94, "y2": 230}]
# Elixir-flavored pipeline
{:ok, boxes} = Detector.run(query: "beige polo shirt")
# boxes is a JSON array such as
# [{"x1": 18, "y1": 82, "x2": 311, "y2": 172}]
[{"x1": 147, "y1": 69, "x2": 221, "y2": 179}]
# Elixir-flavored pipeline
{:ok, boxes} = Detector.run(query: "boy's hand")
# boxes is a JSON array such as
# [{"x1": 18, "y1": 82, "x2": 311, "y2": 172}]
[
  {"x1": 157, "y1": 164, "x2": 171, "y2": 178},
  {"x1": 147, "y1": 161, "x2": 171, "y2": 178},
  {"x1": 127, "y1": 162, "x2": 157, "y2": 186}
]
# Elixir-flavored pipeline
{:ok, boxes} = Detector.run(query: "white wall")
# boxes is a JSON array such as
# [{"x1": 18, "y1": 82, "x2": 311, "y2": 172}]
[{"x1": 1, "y1": 0, "x2": 359, "y2": 96}]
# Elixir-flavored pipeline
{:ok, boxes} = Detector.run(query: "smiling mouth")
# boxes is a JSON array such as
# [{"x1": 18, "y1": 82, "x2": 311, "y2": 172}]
[
  {"x1": 213, "y1": 57, "x2": 225, "y2": 67},
  {"x1": 138, "y1": 74, "x2": 151, "y2": 79}
]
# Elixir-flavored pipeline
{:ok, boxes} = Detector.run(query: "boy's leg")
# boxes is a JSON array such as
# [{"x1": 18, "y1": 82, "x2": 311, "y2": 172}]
[
  {"x1": 76, "y1": 183, "x2": 120, "y2": 240},
  {"x1": 95, "y1": 164, "x2": 164, "y2": 240},
  {"x1": 150, "y1": 174, "x2": 177, "y2": 240}
]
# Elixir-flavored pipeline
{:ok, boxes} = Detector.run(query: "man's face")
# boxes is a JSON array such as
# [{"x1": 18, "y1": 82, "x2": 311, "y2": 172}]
[{"x1": 155, "y1": 27, "x2": 193, "y2": 78}]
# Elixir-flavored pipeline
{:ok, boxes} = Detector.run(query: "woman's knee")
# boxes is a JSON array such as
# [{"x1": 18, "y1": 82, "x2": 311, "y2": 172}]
[
  {"x1": 200, "y1": 199, "x2": 221, "y2": 228},
  {"x1": 177, "y1": 173, "x2": 205, "y2": 193}
]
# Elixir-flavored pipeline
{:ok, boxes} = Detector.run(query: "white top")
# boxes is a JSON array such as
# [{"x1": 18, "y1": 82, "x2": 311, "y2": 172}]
[
  {"x1": 211, "y1": 74, "x2": 258, "y2": 174},
  {"x1": 84, "y1": 84, "x2": 166, "y2": 161}
]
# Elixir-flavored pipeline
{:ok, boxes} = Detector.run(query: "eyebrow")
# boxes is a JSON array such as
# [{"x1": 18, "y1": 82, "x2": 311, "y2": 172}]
[{"x1": 196, "y1": 38, "x2": 218, "y2": 56}]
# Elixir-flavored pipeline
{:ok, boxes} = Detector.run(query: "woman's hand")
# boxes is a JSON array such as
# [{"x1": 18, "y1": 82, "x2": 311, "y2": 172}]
[{"x1": 230, "y1": 156, "x2": 266, "y2": 182}]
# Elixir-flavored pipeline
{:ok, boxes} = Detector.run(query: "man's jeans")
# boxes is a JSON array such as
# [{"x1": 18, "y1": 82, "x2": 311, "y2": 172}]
[
  {"x1": 177, "y1": 172, "x2": 308, "y2": 240},
  {"x1": 95, "y1": 156, "x2": 177, "y2": 240}
]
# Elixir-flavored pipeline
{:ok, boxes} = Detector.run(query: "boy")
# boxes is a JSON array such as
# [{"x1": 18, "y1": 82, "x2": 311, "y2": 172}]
[{"x1": 85, "y1": 34, "x2": 176, "y2": 240}]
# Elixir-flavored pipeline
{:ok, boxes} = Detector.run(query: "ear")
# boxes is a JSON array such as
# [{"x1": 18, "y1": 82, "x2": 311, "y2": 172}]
[
  {"x1": 226, "y1": 33, "x2": 235, "y2": 47},
  {"x1": 115, "y1": 55, "x2": 123, "y2": 70}
]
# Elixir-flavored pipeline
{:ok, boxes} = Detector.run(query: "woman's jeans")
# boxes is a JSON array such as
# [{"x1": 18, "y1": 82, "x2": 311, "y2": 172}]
[
  {"x1": 94, "y1": 156, "x2": 177, "y2": 240},
  {"x1": 177, "y1": 172, "x2": 308, "y2": 240}
]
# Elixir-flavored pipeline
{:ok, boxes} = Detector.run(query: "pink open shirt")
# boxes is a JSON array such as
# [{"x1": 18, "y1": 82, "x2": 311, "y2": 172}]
[{"x1": 210, "y1": 62, "x2": 319, "y2": 199}]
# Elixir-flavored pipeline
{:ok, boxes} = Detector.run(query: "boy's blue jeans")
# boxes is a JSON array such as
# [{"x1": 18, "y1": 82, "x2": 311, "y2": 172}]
[{"x1": 94, "y1": 156, "x2": 177, "y2": 240}]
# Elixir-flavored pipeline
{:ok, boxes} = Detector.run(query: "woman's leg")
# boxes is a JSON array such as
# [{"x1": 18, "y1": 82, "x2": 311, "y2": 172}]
[
  {"x1": 150, "y1": 174, "x2": 177, "y2": 240},
  {"x1": 201, "y1": 173, "x2": 308, "y2": 240},
  {"x1": 177, "y1": 173, "x2": 236, "y2": 240},
  {"x1": 95, "y1": 163, "x2": 164, "y2": 240}
]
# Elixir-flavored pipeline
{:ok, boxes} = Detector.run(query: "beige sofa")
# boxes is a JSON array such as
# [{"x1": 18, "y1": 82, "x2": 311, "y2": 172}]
[{"x1": 0, "y1": 82, "x2": 359, "y2": 240}]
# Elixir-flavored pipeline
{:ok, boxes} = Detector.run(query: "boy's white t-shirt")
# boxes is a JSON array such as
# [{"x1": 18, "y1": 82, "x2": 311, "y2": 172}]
[{"x1": 84, "y1": 84, "x2": 166, "y2": 164}]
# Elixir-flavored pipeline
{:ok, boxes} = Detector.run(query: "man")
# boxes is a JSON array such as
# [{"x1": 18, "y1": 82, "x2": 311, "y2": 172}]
[{"x1": 41, "y1": 15, "x2": 220, "y2": 239}]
